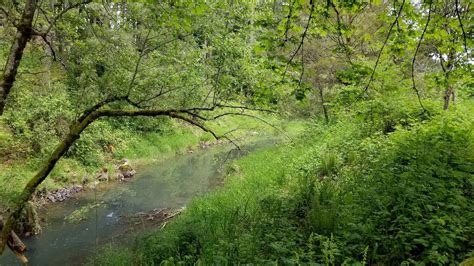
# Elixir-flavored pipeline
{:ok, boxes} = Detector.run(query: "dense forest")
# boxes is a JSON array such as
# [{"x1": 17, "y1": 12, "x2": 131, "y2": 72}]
[{"x1": 0, "y1": 0, "x2": 473, "y2": 265}]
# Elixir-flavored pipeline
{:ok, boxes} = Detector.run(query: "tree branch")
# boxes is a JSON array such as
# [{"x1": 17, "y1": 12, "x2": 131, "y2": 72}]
[
  {"x1": 282, "y1": 0, "x2": 315, "y2": 81},
  {"x1": 328, "y1": 0, "x2": 354, "y2": 65},
  {"x1": 283, "y1": 0, "x2": 296, "y2": 43},
  {"x1": 411, "y1": 0, "x2": 431, "y2": 113},
  {"x1": 364, "y1": 0, "x2": 406, "y2": 92},
  {"x1": 0, "y1": 217, "x2": 28, "y2": 263}
]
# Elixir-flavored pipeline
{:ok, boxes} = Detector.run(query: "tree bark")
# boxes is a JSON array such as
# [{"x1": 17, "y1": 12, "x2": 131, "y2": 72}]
[
  {"x1": 443, "y1": 86, "x2": 452, "y2": 110},
  {"x1": 0, "y1": 0, "x2": 38, "y2": 115}
]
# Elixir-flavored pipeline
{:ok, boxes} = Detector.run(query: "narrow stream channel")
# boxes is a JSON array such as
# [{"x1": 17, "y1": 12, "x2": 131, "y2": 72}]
[{"x1": 0, "y1": 139, "x2": 276, "y2": 265}]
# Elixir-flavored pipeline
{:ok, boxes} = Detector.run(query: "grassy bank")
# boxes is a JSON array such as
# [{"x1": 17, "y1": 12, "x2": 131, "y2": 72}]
[{"x1": 93, "y1": 104, "x2": 474, "y2": 265}]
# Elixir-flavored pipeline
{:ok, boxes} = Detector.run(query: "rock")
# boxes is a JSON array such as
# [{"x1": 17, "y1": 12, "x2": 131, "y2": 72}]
[
  {"x1": 117, "y1": 160, "x2": 136, "y2": 179},
  {"x1": 81, "y1": 175, "x2": 89, "y2": 185},
  {"x1": 122, "y1": 169, "x2": 136, "y2": 178},
  {"x1": 70, "y1": 185, "x2": 83, "y2": 194},
  {"x1": 95, "y1": 167, "x2": 109, "y2": 182},
  {"x1": 96, "y1": 172, "x2": 109, "y2": 182},
  {"x1": 44, "y1": 184, "x2": 85, "y2": 203},
  {"x1": 118, "y1": 163, "x2": 133, "y2": 172},
  {"x1": 116, "y1": 172, "x2": 125, "y2": 182}
]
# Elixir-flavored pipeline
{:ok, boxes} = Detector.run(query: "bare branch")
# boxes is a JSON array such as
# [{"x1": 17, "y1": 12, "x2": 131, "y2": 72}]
[
  {"x1": 411, "y1": 0, "x2": 431, "y2": 113},
  {"x1": 0, "y1": 6, "x2": 18, "y2": 26},
  {"x1": 282, "y1": 0, "x2": 315, "y2": 80},
  {"x1": 364, "y1": 0, "x2": 406, "y2": 92},
  {"x1": 208, "y1": 112, "x2": 288, "y2": 139},
  {"x1": 328, "y1": 0, "x2": 354, "y2": 65},
  {"x1": 143, "y1": 33, "x2": 193, "y2": 55},
  {"x1": 283, "y1": 0, "x2": 296, "y2": 43},
  {"x1": 455, "y1": 0, "x2": 470, "y2": 69},
  {"x1": 215, "y1": 103, "x2": 278, "y2": 114}
]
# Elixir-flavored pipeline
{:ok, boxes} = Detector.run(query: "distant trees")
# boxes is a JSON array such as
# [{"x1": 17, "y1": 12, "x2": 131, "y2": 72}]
[{"x1": 273, "y1": 0, "x2": 472, "y2": 115}]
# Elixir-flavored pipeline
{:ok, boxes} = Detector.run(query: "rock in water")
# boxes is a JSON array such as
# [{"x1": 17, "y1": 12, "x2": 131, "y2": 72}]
[{"x1": 117, "y1": 159, "x2": 137, "y2": 179}]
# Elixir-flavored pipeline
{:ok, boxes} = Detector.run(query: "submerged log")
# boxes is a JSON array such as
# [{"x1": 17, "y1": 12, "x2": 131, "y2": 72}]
[{"x1": 0, "y1": 215, "x2": 28, "y2": 263}]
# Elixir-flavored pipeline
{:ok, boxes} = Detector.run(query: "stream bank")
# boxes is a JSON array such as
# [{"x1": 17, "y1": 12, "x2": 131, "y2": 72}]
[{"x1": 0, "y1": 138, "x2": 276, "y2": 265}]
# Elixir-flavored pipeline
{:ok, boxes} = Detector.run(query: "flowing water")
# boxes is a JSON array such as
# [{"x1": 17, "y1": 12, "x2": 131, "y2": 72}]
[{"x1": 0, "y1": 139, "x2": 275, "y2": 266}]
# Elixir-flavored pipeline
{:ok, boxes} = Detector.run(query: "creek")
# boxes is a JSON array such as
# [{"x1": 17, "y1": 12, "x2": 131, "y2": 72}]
[{"x1": 0, "y1": 139, "x2": 275, "y2": 265}]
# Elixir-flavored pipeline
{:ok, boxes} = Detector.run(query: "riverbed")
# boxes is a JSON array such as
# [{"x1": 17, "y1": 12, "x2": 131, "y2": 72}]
[{"x1": 0, "y1": 139, "x2": 275, "y2": 265}]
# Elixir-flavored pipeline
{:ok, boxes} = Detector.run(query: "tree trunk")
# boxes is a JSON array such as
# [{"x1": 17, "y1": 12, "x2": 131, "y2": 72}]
[
  {"x1": 318, "y1": 86, "x2": 329, "y2": 123},
  {"x1": 0, "y1": 0, "x2": 38, "y2": 115},
  {"x1": 443, "y1": 87, "x2": 451, "y2": 110}
]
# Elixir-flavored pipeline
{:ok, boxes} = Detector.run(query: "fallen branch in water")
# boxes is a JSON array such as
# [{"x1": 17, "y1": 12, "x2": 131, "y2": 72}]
[{"x1": 112, "y1": 207, "x2": 185, "y2": 238}]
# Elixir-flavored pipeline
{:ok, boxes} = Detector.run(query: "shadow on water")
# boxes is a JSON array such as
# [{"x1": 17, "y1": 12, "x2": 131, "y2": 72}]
[{"x1": 0, "y1": 138, "x2": 276, "y2": 266}]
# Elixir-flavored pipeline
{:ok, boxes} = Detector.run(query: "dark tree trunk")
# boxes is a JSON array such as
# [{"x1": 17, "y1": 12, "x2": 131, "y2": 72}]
[
  {"x1": 0, "y1": 0, "x2": 38, "y2": 115},
  {"x1": 318, "y1": 86, "x2": 329, "y2": 123}
]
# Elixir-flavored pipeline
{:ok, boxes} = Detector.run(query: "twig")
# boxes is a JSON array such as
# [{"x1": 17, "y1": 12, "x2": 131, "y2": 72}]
[{"x1": 209, "y1": 112, "x2": 289, "y2": 139}]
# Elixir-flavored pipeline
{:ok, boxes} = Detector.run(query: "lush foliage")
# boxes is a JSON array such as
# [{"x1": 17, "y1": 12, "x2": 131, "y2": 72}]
[{"x1": 0, "y1": 0, "x2": 473, "y2": 264}]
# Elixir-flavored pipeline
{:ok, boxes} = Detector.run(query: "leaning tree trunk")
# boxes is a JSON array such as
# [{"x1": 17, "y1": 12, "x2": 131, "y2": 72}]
[{"x1": 0, "y1": 0, "x2": 37, "y2": 115}]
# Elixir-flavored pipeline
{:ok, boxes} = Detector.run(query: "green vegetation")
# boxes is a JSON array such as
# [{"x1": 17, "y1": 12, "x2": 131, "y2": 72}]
[
  {"x1": 95, "y1": 103, "x2": 473, "y2": 265},
  {"x1": 0, "y1": 0, "x2": 473, "y2": 264}
]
